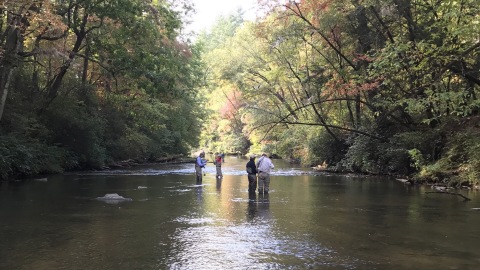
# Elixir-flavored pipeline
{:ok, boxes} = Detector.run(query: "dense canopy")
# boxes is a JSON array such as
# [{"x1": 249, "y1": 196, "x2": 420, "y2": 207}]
[
  {"x1": 197, "y1": 0, "x2": 479, "y2": 185},
  {"x1": 1, "y1": 0, "x2": 479, "y2": 185}
]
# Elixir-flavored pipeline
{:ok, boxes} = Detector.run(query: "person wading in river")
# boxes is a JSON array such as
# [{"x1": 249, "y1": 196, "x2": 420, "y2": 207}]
[
  {"x1": 246, "y1": 154, "x2": 258, "y2": 193},
  {"x1": 214, "y1": 154, "x2": 223, "y2": 179},
  {"x1": 256, "y1": 153, "x2": 274, "y2": 194},
  {"x1": 195, "y1": 151, "x2": 207, "y2": 182}
]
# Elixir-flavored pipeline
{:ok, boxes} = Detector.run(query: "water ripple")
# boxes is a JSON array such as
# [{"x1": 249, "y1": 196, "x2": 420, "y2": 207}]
[
  {"x1": 70, "y1": 164, "x2": 312, "y2": 177},
  {"x1": 164, "y1": 215, "x2": 359, "y2": 269}
]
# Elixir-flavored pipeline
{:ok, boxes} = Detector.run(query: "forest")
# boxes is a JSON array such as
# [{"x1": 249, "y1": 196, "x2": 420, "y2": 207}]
[{"x1": 1, "y1": 0, "x2": 479, "y2": 186}]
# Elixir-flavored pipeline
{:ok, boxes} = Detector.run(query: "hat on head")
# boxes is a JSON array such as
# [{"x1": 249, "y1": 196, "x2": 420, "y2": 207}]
[
  {"x1": 249, "y1": 154, "x2": 256, "y2": 159},
  {"x1": 262, "y1": 152, "x2": 267, "y2": 156}
]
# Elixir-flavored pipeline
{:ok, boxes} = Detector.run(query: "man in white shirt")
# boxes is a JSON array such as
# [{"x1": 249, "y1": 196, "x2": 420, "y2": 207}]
[{"x1": 256, "y1": 153, "x2": 274, "y2": 194}]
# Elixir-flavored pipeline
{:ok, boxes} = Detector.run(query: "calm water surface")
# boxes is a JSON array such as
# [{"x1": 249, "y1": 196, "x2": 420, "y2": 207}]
[{"x1": 1, "y1": 156, "x2": 479, "y2": 270}]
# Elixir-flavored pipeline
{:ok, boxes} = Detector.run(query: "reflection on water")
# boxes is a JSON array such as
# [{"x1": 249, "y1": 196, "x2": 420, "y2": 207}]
[
  {"x1": 1, "y1": 157, "x2": 480, "y2": 270},
  {"x1": 247, "y1": 192, "x2": 257, "y2": 221},
  {"x1": 216, "y1": 178, "x2": 222, "y2": 192}
]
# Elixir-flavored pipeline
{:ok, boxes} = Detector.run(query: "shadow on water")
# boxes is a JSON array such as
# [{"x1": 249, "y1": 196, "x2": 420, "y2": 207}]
[{"x1": 1, "y1": 156, "x2": 480, "y2": 269}]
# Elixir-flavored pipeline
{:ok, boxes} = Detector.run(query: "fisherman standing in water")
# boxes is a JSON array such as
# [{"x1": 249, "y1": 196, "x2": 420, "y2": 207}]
[
  {"x1": 214, "y1": 153, "x2": 223, "y2": 179},
  {"x1": 195, "y1": 151, "x2": 207, "y2": 182},
  {"x1": 246, "y1": 154, "x2": 258, "y2": 193},
  {"x1": 256, "y1": 153, "x2": 274, "y2": 194}
]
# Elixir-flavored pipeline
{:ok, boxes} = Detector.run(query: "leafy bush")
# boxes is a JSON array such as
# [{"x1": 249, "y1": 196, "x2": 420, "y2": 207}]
[
  {"x1": 392, "y1": 130, "x2": 444, "y2": 164},
  {"x1": 338, "y1": 134, "x2": 379, "y2": 173},
  {"x1": 305, "y1": 128, "x2": 346, "y2": 167},
  {"x1": 0, "y1": 135, "x2": 78, "y2": 180},
  {"x1": 386, "y1": 115, "x2": 479, "y2": 186},
  {"x1": 417, "y1": 122, "x2": 480, "y2": 185},
  {"x1": 272, "y1": 127, "x2": 316, "y2": 162},
  {"x1": 338, "y1": 132, "x2": 412, "y2": 175},
  {"x1": 43, "y1": 98, "x2": 107, "y2": 168}
]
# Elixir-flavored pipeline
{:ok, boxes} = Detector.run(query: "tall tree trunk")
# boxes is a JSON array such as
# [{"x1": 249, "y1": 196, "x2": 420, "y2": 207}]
[
  {"x1": 82, "y1": 41, "x2": 89, "y2": 87},
  {"x1": 0, "y1": 68, "x2": 14, "y2": 122},
  {"x1": 45, "y1": 30, "x2": 85, "y2": 101},
  {"x1": 0, "y1": 23, "x2": 23, "y2": 122},
  {"x1": 393, "y1": 0, "x2": 417, "y2": 43},
  {"x1": 43, "y1": 12, "x2": 88, "y2": 108},
  {"x1": 0, "y1": 3, "x2": 34, "y2": 122}
]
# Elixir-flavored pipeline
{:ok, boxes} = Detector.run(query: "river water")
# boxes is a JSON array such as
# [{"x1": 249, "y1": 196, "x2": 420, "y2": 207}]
[{"x1": 1, "y1": 156, "x2": 479, "y2": 270}]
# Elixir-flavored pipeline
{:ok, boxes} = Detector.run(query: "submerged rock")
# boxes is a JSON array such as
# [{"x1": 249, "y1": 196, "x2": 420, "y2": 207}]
[{"x1": 95, "y1": 193, "x2": 133, "y2": 204}]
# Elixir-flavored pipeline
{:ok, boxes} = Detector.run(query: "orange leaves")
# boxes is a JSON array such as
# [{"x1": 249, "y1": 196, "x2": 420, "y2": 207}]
[
  {"x1": 324, "y1": 77, "x2": 381, "y2": 97},
  {"x1": 284, "y1": 0, "x2": 335, "y2": 27},
  {"x1": 219, "y1": 89, "x2": 243, "y2": 120},
  {"x1": 169, "y1": 40, "x2": 192, "y2": 59},
  {"x1": 27, "y1": 1, "x2": 67, "y2": 36},
  {"x1": 298, "y1": 0, "x2": 334, "y2": 15},
  {"x1": 353, "y1": 53, "x2": 375, "y2": 64}
]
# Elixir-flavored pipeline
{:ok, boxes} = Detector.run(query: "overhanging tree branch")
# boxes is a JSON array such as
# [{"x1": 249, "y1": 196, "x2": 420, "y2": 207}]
[
  {"x1": 248, "y1": 97, "x2": 389, "y2": 142},
  {"x1": 284, "y1": 2, "x2": 358, "y2": 71}
]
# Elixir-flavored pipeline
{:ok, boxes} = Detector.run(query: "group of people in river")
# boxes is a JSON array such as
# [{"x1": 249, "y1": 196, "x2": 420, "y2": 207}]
[
  {"x1": 195, "y1": 151, "x2": 274, "y2": 194},
  {"x1": 246, "y1": 153, "x2": 274, "y2": 194}
]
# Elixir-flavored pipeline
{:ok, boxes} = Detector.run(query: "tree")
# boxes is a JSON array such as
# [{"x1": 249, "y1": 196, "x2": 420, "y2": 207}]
[
  {"x1": 198, "y1": 0, "x2": 479, "y2": 179},
  {"x1": 0, "y1": 0, "x2": 206, "y2": 178}
]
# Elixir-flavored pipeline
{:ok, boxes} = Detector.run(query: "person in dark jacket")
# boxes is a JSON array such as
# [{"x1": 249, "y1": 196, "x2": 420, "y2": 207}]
[{"x1": 246, "y1": 154, "x2": 258, "y2": 193}]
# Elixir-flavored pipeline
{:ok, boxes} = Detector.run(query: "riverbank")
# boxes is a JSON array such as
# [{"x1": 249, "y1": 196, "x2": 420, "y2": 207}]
[{"x1": 0, "y1": 154, "x2": 195, "y2": 182}]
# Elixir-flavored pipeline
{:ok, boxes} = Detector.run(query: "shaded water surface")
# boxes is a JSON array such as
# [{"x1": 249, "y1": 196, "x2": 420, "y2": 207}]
[{"x1": 1, "y1": 156, "x2": 480, "y2": 269}]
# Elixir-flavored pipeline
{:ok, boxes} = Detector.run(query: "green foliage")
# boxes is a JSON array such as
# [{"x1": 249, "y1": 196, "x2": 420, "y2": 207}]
[
  {"x1": 107, "y1": 127, "x2": 153, "y2": 161},
  {"x1": 305, "y1": 128, "x2": 346, "y2": 167},
  {"x1": 275, "y1": 128, "x2": 306, "y2": 160},
  {"x1": 338, "y1": 134, "x2": 378, "y2": 173},
  {"x1": 2, "y1": 0, "x2": 478, "y2": 182},
  {"x1": 392, "y1": 130, "x2": 444, "y2": 164},
  {"x1": 196, "y1": 11, "x2": 244, "y2": 51},
  {"x1": 43, "y1": 98, "x2": 107, "y2": 168},
  {"x1": 337, "y1": 131, "x2": 413, "y2": 175},
  {"x1": 407, "y1": 149, "x2": 424, "y2": 170},
  {"x1": 240, "y1": 0, "x2": 478, "y2": 180},
  {"x1": 217, "y1": 133, "x2": 250, "y2": 154},
  {"x1": 0, "y1": 135, "x2": 77, "y2": 180},
  {"x1": 196, "y1": 14, "x2": 252, "y2": 154},
  {"x1": 0, "y1": 0, "x2": 205, "y2": 180},
  {"x1": 418, "y1": 118, "x2": 480, "y2": 185}
]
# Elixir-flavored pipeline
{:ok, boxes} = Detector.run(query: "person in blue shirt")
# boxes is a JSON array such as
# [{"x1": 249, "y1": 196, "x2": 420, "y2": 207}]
[{"x1": 195, "y1": 151, "x2": 207, "y2": 182}]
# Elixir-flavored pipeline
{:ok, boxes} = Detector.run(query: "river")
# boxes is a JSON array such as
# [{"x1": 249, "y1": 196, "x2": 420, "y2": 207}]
[{"x1": 1, "y1": 156, "x2": 479, "y2": 270}]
